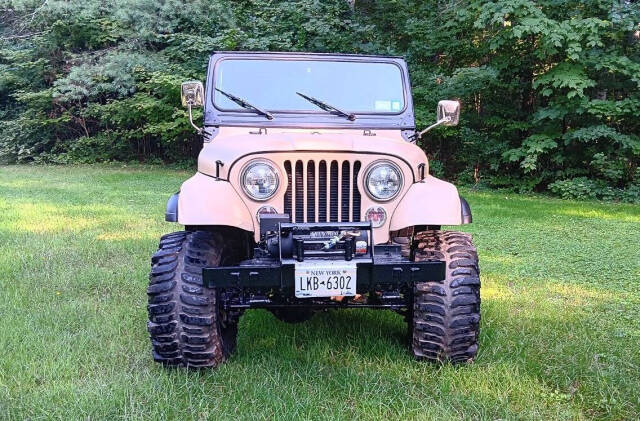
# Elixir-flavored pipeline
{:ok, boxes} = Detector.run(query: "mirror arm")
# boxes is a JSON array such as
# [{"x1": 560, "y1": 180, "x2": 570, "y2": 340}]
[
  {"x1": 187, "y1": 102, "x2": 203, "y2": 134},
  {"x1": 417, "y1": 116, "x2": 451, "y2": 139}
]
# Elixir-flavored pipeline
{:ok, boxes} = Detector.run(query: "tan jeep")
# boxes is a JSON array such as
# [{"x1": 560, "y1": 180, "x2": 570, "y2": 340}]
[{"x1": 147, "y1": 52, "x2": 480, "y2": 368}]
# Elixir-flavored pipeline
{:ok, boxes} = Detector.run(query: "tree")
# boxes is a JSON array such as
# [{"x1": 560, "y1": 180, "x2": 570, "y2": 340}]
[{"x1": 1, "y1": 0, "x2": 639, "y2": 201}]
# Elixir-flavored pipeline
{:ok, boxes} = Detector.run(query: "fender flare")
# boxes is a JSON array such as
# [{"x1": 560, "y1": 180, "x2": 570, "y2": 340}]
[
  {"x1": 389, "y1": 176, "x2": 472, "y2": 230},
  {"x1": 460, "y1": 196, "x2": 472, "y2": 224},
  {"x1": 167, "y1": 172, "x2": 254, "y2": 232},
  {"x1": 165, "y1": 192, "x2": 180, "y2": 222}
]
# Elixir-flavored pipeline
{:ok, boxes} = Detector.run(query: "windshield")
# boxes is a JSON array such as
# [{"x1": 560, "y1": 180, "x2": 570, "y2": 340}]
[{"x1": 213, "y1": 58, "x2": 406, "y2": 114}]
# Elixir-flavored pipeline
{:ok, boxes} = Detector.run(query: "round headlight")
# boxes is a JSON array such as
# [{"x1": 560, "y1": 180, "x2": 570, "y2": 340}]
[
  {"x1": 241, "y1": 160, "x2": 279, "y2": 201},
  {"x1": 365, "y1": 161, "x2": 403, "y2": 201}
]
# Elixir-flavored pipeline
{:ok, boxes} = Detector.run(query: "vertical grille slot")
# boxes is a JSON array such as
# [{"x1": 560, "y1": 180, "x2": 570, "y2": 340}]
[
  {"x1": 330, "y1": 161, "x2": 339, "y2": 222},
  {"x1": 284, "y1": 161, "x2": 292, "y2": 219},
  {"x1": 318, "y1": 161, "x2": 327, "y2": 222},
  {"x1": 352, "y1": 161, "x2": 361, "y2": 221},
  {"x1": 341, "y1": 161, "x2": 350, "y2": 222},
  {"x1": 295, "y1": 160, "x2": 304, "y2": 223},
  {"x1": 307, "y1": 161, "x2": 315, "y2": 223},
  {"x1": 282, "y1": 158, "x2": 362, "y2": 224}
]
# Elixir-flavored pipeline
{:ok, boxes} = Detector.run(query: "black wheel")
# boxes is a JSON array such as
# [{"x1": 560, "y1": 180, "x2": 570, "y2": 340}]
[
  {"x1": 410, "y1": 230, "x2": 481, "y2": 363},
  {"x1": 146, "y1": 230, "x2": 244, "y2": 368},
  {"x1": 269, "y1": 308, "x2": 315, "y2": 324}
]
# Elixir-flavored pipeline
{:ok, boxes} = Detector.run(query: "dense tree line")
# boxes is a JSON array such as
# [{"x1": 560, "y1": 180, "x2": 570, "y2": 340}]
[{"x1": 1, "y1": 0, "x2": 639, "y2": 201}]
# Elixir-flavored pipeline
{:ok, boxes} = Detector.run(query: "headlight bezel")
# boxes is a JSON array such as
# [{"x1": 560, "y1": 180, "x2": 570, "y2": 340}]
[
  {"x1": 240, "y1": 159, "x2": 280, "y2": 201},
  {"x1": 363, "y1": 160, "x2": 404, "y2": 202}
]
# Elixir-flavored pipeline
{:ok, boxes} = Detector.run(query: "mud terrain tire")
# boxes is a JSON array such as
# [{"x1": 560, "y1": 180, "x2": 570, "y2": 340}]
[
  {"x1": 411, "y1": 230, "x2": 480, "y2": 363},
  {"x1": 146, "y1": 230, "x2": 241, "y2": 368}
]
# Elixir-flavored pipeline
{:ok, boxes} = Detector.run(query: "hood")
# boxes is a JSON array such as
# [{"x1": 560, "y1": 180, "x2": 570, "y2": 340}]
[{"x1": 198, "y1": 127, "x2": 428, "y2": 180}]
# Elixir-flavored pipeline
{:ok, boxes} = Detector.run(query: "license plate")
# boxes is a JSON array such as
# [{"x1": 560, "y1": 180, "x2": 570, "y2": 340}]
[{"x1": 294, "y1": 261, "x2": 357, "y2": 298}]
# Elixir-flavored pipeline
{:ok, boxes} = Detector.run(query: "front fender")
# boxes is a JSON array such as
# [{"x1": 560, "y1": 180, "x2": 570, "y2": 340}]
[
  {"x1": 389, "y1": 176, "x2": 469, "y2": 230},
  {"x1": 175, "y1": 172, "x2": 254, "y2": 232}
]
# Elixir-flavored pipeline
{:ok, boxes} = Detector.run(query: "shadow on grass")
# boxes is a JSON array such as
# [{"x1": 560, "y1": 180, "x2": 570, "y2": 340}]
[{"x1": 238, "y1": 307, "x2": 410, "y2": 361}]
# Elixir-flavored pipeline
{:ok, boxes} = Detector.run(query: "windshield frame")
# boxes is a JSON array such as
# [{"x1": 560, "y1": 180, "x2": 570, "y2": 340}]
[
  {"x1": 211, "y1": 57, "x2": 408, "y2": 116},
  {"x1": 204, "y1": 51, "x2": 416, "y2": 131}
]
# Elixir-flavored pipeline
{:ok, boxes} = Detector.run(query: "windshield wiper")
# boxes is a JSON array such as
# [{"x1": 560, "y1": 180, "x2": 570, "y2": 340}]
[
  {"x1": 215, "y1": 88, "x2": 274, "y2": 120},
  {"x1": 296, "y1": 92, "x2": 356, "y2": 121}
]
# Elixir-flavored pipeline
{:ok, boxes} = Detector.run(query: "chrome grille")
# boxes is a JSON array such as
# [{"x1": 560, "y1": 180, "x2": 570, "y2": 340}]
[{"x1": 284, "y1": 159, "x2": 362, "y2": 223}]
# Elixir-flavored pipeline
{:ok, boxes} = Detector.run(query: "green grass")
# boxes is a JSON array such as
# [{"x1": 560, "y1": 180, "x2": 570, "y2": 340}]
[{"x1": 0, "y1": 165, "x2": 639, "y2": 420}]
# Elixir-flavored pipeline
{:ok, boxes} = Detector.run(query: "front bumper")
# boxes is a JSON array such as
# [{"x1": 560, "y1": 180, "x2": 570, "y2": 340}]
[
  {"x1": 203, "y1": 251, "x2": 444, "y2": 292},
  {"x1": 203, "y1": 221, "x2": 445, "y2": 293}
]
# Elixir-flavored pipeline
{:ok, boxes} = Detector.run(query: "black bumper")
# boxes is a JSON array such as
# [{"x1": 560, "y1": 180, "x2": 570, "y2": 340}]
[
  {"x1": 203, "y1": 252, "x2": 445, "y2": 293},
  {"x1": 203, "y1": 220, "x2": 445, "y2": 293}
]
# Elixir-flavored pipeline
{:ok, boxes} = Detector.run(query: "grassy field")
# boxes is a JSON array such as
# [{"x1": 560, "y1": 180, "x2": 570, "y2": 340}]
[{"x1": 0, "y1": 165, "x2": 639, "y2": 420}]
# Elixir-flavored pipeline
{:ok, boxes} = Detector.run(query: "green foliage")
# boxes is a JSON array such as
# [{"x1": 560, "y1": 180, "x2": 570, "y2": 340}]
[
  {"x1": 368, "y1": 0, "x2": 640, "y2": 201},
  {"x1": 549, "y1": 176, "x2": 640, "y2": 203},
  {"x1": 1, "y1": 0, "x2": 639, "y2": 201},
  {"x1": 533, "y1": 63, "x2": 596, "y2": 99},
  {"x1": 0, "y1": 0, "x2": 373, "y2": 163}
]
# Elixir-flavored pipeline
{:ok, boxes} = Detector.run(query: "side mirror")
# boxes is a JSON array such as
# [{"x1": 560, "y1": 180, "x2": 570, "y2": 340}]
[
  {"x1": 181, "y1": 81, "x2": 204, "y2": 134},
  {"x1": 437, "y1": 100, "x2": 460, "y2": 126},
  {"x1": 181, "y1": 81, "x2": 204, "y2": 108},
  {"x1": 416, "y1": 99, "x2": 461, "y2": 139}
]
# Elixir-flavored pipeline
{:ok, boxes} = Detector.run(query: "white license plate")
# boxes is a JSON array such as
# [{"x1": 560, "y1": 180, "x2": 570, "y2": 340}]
[{"x1": 294, "y1": 261, "x2": 357, "y2": 298}]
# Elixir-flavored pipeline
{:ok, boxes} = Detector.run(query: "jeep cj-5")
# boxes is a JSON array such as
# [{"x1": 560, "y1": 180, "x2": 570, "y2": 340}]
[{"x1": 147, "y1": 52, "x2": 480, "y2": 368}]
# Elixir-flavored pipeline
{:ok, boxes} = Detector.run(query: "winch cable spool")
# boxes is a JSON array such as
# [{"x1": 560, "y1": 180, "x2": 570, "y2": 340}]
[{"x1": 322, "y1": 230, "x2": 361, "y2": 251}]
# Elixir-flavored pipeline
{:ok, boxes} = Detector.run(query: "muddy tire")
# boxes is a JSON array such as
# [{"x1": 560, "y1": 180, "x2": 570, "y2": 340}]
[
  {"x1": 410, "y1": 230, "x2": 480, "y2": 363},
  {"x1": 146, "y1": 230, "x2": 242, "y2": 368}
]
